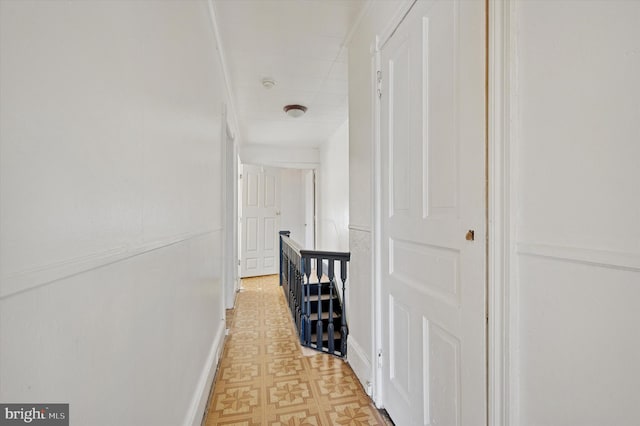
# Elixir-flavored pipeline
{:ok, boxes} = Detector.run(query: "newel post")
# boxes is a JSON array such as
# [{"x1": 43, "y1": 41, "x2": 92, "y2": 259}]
[{"x1": 279, "y1": 231, "x2": 290, "y2": 286}]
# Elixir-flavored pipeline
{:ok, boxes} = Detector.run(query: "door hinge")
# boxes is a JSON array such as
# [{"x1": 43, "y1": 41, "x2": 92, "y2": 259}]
[
  {"x1": 239, "y1": 173, "x2": 243, "y2": 179},
  {"x1": 377, "y1": 349, "x2": 383, "y2": 368},
  {"x1": 238, "y1": 260, "x2": 241, "y2": 266},
  {"x1": 376, "y1": 70, "x2": 383, "y2": 99}
]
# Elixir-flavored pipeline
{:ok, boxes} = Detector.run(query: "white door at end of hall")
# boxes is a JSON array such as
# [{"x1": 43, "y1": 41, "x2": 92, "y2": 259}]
[
  {"x1": 379, "y1": 0, "x2": 486, "y2": 425},
  {"x1": 241, "y1": 165, "x2": 281, "y2": 278}
]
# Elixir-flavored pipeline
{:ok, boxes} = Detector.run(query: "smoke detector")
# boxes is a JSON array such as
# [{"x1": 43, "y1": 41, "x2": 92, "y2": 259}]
[{"x1": 262, "y1": 78, "x2": 276, "y2": 89}]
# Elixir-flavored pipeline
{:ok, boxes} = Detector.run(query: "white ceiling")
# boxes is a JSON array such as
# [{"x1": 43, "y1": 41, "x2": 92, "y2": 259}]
[{"x1": 214, "y1": 0, "x2": 367, "y2": 147}]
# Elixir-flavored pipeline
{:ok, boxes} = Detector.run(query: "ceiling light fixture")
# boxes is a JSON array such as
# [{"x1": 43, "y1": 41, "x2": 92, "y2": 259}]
[
  {"x1": 262, "y1": 78, "x2": 276, "y2": 89},
  {"x1": 283, "y1": 104, "x2": 307, "y2": 118}
]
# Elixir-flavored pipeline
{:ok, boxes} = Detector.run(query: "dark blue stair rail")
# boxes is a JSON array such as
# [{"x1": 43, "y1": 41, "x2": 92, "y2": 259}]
[{"x1": 279, "y1": 231, "x2": 350, "y2": 357}]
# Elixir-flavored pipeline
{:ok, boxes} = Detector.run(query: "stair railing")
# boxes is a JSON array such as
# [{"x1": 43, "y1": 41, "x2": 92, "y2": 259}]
[{"x1": 279, "y1": 231, "x2": 350, "y2": 357}]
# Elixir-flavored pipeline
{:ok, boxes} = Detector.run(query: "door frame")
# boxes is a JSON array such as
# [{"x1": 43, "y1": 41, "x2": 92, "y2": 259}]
[
  {"x1": 304, "y1": 169, "x2": 317, "y2": 250},
  {"x1": 370, "y1": 0, "x2": 513, "y2": 424},
  {"x1": 486, "y1": 0, "x2": 515, "y2": 424},
  {"x1": 222, "y1": 106, "x2": 239, "y2": 310}
]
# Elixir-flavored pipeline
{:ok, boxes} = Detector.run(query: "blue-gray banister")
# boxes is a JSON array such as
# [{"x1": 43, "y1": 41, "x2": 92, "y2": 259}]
[{"x1": 279, "y1": 231, "x2": 350, "y2": 357}]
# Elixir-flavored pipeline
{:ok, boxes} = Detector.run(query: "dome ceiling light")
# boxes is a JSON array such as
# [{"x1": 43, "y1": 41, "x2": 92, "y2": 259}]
[{"x1": 283, "y1": 104, "x2": 307, "y2": 118}]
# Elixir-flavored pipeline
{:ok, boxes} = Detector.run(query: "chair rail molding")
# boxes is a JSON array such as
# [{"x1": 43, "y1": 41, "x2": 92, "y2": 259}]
[
  {"x1": 516, "y1": 242, "x2": 640, "y2": 272},
  {"x1": 0, "y1": 229, "x2": 220, "y2": 300},
  {"x1": 348, "y1": 224, "x2": 371, "y2": 233}
]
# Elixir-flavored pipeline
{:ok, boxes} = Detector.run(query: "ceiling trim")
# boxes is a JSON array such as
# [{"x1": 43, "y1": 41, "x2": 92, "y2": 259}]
[
  {"x1": 304, "y1": 0, "x2": 371, "y2": 123},
  {"x1": 379, "y1": 0, "x2": 418, "y2": 50},
  {"x1": 343, "y1": 0, "x2": 374, "y2": 49},
  {"x1": 207, "y1": 0, "x2": 239, "y2": 140}
]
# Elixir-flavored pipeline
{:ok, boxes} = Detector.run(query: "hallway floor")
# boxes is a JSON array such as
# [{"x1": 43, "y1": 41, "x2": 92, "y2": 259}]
[{"x1": 204, "y1": 275, "x2": 388, "y2": 425}]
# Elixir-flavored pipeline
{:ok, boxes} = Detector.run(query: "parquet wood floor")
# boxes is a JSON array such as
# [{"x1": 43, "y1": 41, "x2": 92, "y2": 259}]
[{"x1": 204, "y1": 275, "x2": 387, "y2": 426}]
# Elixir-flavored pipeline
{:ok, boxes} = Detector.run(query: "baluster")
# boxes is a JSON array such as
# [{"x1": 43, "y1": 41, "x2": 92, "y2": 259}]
[
  {"x1": 327, "y1": 259, "x2": 335, "y2": 354},
  {"x1": 290, "y1": 249, "x2": 296, "y2": 313},
  {"x1": 292, "y1": 252, "x2": 298, "y2": 320},
  {"x1": 295, "y1": 268, "x2": 301, "y2": 330},
  {"x1": 292, "y1": 248, "x2": 297, "y2": 315},
  {"x1": 283, "y1": 248, "x2": 288, "y2": 302},
  {"x1": 285, "y1": 252, "x2": 290, "y2": 296},
  {"x1": 287, "y1": 253, "x2": 298, "y2": 312},
  {"x1": 293, "y1": 249, "x2": 298, "y2": 312},
  {"x1": 288, "y1": 248, "x2": 294, "y2": 315},
  {"x1": 316, "y1": 257, "x2": 323, "y2": 349},
  {"x1": 295, "y1": 252, "x2": 302, "y2": 330},
  {"x1": 303, "y1": 256, "x2": 312, "y2": 345},
  {"x1": 282, "y1": 248, "x2": 286, "y2": 292},
  {"x1": 340, "y1": 259, "x2": 348, "y2": 357}
]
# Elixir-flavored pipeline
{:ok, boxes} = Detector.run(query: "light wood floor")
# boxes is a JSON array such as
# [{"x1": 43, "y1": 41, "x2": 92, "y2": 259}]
[{"x1": 203, "y1": 275, "x2": 388, "y2": 425}]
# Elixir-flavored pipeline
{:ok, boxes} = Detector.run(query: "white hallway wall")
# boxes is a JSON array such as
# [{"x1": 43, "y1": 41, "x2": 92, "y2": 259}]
[
  {"x1": 239, "y1": 144, "x2": 320, "y2": 170},
  {"x1": 0, "y1": 2, "x2": 228, "y2": 425},
  {"x1": 510, "y1": 2, "x2": 640, "y2": 424},
  {"x1": 318, "y1": 120, "x2": 349, "y2": 253},
  {"x1": 280, "y1": 168, "x2": 307, "y2": 247},
  {"x1": 346, "y1": 0, "x2": 404, "y2": 394}
]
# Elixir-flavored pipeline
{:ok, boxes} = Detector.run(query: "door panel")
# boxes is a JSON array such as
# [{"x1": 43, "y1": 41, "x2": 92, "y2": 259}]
[
  {"x1": 264, "y1": 173, "x2": 276, "y2": 207},
  {"x1": 389, "y1": 34, "x2": 411, "y2": 216},
  {"x1": 246, "y1": 218, "x2": 258, "y2": 251},
  {"x1": 247, "y1": 172, "x2": 259, "y2": 207},
  {"x1": 428, "y1": 321, "x2": 460, "y2": 426},
  {"x1": 241, "y1": 165, "x2": 280, "y2": 277},
  {"x1": 380, "y1": 1, "x2": 485, "y2": 425},
  {"x1": 389, "y1": 295, "x2": 411, "y2": 399}
]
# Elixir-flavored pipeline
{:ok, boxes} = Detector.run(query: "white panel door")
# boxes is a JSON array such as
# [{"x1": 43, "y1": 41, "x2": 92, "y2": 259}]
[
  {"x1": 241, "y1": 165, "x2": 280, "y2": 278},
  {"x1": 379, "y1": 1, "x2": 486, "y2": 425}
]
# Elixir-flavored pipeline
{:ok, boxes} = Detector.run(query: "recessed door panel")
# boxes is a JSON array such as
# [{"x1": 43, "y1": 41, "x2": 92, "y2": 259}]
[
  {"x1": 246, "y1": 258, "x2": 258, "y2": 271},
  {"x1": 264, "y1": 173, "x2": 276, "y2": 208},
  {"x1": 389, "y1": 295, "x2": 411, "y2": 401},
  {"x1": 389, "y1": 37, "x2": 411, "y2": 217},
  {"x1": 427, "y1": 2, "x2": 458, "y2": 213},
  {"x1": 389, "y1": 238, "x2": 460, "y2": 305},
  {"x1": 246, "y1": 217, "x2": 258, "y2": 252},
  {"x1": 429, "y1": 322, "x2": 461, "y2": 426},
  {"x1": 264, "y1": 217, "x2": 275, "y2": 250},
  {"x1": 247, "y1": 171, "x2": 259, "y2": 207}
]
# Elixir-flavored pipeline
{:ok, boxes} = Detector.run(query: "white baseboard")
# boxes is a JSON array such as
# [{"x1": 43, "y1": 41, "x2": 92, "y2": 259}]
[
  {"x1": 347, "y1": 336, "x2": 372, "y2": 395},
  {"x1": 183, "y1": 320, "x2": 226, "y2": 426}
]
